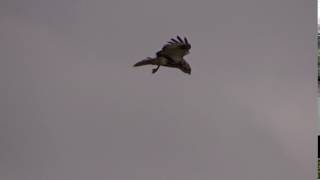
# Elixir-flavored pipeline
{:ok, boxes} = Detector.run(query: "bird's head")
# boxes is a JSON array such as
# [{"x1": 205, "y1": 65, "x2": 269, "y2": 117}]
[{"x1": 179, "y1": 61, "x2": 191, "y2": 74}]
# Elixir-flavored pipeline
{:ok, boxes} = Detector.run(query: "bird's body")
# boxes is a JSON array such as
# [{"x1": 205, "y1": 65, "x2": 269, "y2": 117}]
[{"x1": 133, "y1": 36, "x2": 191, "y2": 74}]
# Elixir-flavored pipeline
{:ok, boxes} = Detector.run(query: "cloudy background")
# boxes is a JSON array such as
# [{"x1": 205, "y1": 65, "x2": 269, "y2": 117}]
[{"x1": 0, "y1": 0, "x2": 316, "y2": 179}]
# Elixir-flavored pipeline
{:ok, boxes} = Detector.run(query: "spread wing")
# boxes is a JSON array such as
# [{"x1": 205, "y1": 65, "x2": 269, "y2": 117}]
[{"x1": 156, "y1": 36, "x2": 191, "y2": 63}]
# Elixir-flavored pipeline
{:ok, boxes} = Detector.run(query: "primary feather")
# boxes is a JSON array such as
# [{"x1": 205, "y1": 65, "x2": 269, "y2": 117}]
[{"x1": 156, "y1": 36, "x2": 191, "y2": 63}]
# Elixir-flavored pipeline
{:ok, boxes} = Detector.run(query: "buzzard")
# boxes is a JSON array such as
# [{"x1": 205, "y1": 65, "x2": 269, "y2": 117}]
[{"x1": 133, "y1": 36, "x2": 191, "y2": 74}]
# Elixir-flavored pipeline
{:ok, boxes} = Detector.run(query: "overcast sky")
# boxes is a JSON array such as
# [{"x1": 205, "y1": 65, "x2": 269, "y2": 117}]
[
  {"x1": 318, "y1": 0, "x2": 320, "y2": 24},
  {"x1": 318, "y1": 2, "x2": 320, "y2": 30},
  {"x1": 0, "y1": 0, "x2": 315, "y2": 180}
]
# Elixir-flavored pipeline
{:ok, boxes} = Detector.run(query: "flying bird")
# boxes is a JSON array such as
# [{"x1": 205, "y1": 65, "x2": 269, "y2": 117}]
[{"x1": 133, "y1": 35, "x2": 191, "y2": 74}]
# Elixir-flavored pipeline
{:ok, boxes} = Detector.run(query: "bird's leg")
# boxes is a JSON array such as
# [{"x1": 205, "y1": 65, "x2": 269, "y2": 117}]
[{"x1": 152, "y1": 65, "x2": 160, "y2": 74}]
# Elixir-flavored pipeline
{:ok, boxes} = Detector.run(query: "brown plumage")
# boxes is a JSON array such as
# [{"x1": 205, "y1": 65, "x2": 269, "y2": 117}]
[{"x1": 133, "y1": 35, "x2": 191, "y2": 74}]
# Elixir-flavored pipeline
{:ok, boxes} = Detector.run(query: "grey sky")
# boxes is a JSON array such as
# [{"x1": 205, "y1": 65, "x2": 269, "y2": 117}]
[
  {"x1": 0, "y1": 0, "x2": 316, "y2": 179},
  {"x1": 318, "y1": 0, "x2": 320, "y2": 24}
]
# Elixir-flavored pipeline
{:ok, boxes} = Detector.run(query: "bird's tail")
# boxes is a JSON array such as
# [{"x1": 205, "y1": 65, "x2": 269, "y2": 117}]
[{"x1": 133, "y1": 57, "x2": 155, "y2": 67}]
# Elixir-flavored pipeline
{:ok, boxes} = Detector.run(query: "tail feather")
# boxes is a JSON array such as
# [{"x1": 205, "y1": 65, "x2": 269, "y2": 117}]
[{"x1": 133, "y1": 58, "x2": 154, "y2": 67}]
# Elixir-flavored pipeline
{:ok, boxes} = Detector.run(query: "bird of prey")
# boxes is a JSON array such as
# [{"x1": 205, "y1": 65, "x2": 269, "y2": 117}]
[{"x1": 133, "y1": 35, "x2": 191, "y2": 74}]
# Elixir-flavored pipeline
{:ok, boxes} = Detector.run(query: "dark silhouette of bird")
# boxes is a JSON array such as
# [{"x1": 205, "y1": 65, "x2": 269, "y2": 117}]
[{"x1": 133, "y1": 36, "x2": 191, "y2": 74}]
